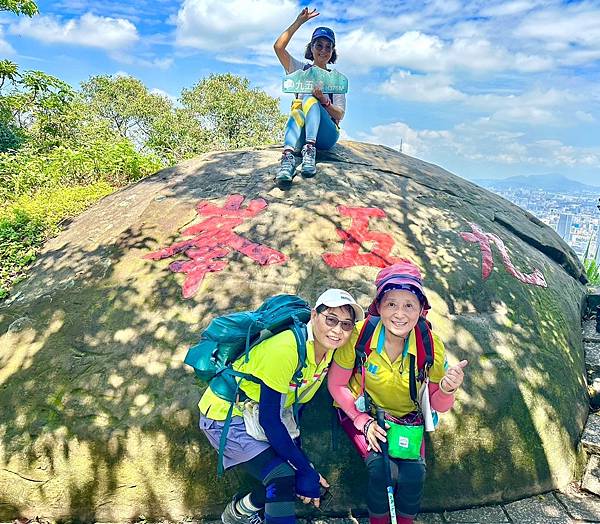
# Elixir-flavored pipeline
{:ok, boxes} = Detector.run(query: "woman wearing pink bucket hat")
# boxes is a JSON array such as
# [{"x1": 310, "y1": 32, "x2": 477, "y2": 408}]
[{"x1": 328, "y1": 259, "x2": 468, "y2": 524}]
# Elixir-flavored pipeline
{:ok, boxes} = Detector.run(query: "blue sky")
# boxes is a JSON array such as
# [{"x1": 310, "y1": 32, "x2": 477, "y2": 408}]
[{"x1": 1, "y1": 0, "x2": 600, "y2": 185}]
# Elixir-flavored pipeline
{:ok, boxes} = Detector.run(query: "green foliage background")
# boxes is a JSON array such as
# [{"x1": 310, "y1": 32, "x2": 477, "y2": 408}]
[
  {"x1": 0, "y1": 59, "x2": 287, "y2": 298},
  {"x1": 584, "y1": 259, "x2": 600, "y2": 286}
]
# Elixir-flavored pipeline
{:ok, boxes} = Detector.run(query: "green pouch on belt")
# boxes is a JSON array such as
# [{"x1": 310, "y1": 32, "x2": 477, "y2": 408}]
[{"x1": 387, "y1": 421, "x2": 424, "y2": 460}]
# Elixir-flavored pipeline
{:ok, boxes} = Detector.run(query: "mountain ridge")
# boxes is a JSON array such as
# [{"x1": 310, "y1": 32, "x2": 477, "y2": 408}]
[{"x1": 474, "y1": 173, "x2": 599, "y2": 193}]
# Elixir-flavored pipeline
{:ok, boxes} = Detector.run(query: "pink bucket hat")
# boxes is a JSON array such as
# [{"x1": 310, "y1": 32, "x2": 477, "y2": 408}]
[{"x1": 367, "y1": 259, "x2": 431, "y2": 316}]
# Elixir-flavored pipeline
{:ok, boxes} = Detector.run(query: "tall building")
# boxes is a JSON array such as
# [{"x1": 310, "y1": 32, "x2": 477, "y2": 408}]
[
  {"x1": 595, "y1": 227, "x2": 600, "y2": 265},
  {"x1": 557, "y1": 213, "x2": 573, "y2": 241}
]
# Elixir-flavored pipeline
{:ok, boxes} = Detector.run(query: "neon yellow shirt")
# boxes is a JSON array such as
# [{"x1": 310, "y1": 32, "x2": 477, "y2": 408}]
[
  {"x1": 199, "y1": 323, "x2": 333, "y2": 421},
  {"x1": 333, "y1": 318, "x2": 447, "y2": 418}
]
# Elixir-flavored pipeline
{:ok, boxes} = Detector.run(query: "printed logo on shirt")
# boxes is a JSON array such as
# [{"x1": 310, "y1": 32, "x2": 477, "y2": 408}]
[
  {"x1": 367, "y1": 363, "x2": 379, "y2": 375},
  {"x1": 289, "y1": 367, "x2": 329, "y2": 390}
]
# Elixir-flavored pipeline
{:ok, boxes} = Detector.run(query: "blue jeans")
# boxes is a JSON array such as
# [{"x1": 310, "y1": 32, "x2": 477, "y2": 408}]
[{"x1": 283, "y1": 96, "x2": 340, "y2": 151}]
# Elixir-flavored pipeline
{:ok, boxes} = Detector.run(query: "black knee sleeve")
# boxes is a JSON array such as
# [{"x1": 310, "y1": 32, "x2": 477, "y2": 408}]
[
  {"x1": 262, "y1": 461, "x2": 296, "y2": 504},
  {"x1": 365, "y1": 452, "x2": 391, "y2": 515}
]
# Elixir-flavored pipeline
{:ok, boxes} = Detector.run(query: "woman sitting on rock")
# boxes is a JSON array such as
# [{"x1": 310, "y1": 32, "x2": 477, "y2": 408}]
[
  {"x1": 328, "y1": 261, "x2": 468, "y2": 524},
  {"x1": 199, "y1": 289, "x2": 364, "y2": 524},
  {"x1": 273, "y1": 7, "x2": 346, "y2": 188}
]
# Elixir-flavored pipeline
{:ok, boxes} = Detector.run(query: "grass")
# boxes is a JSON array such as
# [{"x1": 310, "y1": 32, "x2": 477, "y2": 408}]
[{"x1": 0, "y1": 182, "x2": 114, "y2": 299}]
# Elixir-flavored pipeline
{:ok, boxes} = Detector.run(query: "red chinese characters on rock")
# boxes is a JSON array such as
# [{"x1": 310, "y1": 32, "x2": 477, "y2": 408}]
[
  {"x1": 459, "y1": 222, "x2": 547, "y2": 288},
  {"x1": 322, "y1": 206, "x2": 402, "y2": 268},
  {"x1": 144, "y1": 195, "x2": 287, "y2": 298}
]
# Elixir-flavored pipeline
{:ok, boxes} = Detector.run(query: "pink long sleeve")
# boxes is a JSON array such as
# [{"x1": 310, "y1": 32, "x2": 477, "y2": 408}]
[
  {"x1": 327, "y1": 361, "x2": 373, "y2": 432},
  {"x1": 429, "y1": 382, "x2": 455, "y2": 412}
]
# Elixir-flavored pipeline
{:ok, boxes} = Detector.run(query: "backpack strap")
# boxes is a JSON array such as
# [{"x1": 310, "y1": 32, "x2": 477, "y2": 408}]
[
  {"x1": 354, "y1": 315, "x2": 379, "y2": 369},
  {"x1": 290, "y1": 318, "x2": 308, "y2": 421},
  {"x1": 352, "y1": 315, "x2": 379, "y2": 409},
  {"x1": 415, "y1": 317, "x2": 435, "y2": 380},
  {"x1": 409, "y1": 317, "x2": 435, "y2": 404},
  {"x1": 216, "y1": 377, "x2": 241, "y2": 476}
]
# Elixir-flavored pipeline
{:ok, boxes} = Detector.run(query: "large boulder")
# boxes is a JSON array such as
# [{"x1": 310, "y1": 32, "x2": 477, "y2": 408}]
[{"x1": 0, "y1": 141, "x2": 588, "y2": 521}]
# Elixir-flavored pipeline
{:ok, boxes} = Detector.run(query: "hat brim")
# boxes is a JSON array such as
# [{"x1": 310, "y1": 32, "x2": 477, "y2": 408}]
[
  {"x1": 320, "y1": 299, "x2": 365, "y2": 322},
  {"x1": 311, "y1": 34, "x2": 335, "y2": 43},
  {"x1": 367, "y1": 281, "x2": 430, "y2": 317}
]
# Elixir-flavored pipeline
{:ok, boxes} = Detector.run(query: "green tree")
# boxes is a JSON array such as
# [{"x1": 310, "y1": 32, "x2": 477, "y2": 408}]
[
  {"x1": 0, "y1": 60, "x2": 25, "y2": 151},
  {"x1": 180, "y1": 73, "x2": 286, "y2": 150},
  {"x1": 0, "y1": 0, "x2": 38, "y2": 16},
  {"x1": 146, "y1": 106, "x2": 210, "y2": 165},
  {"x1": 80, "y1": 75, "x2": 172, "y2": 149},
  {"x1": 0, "y1": 64, "x2": 76, "y2": 150}
]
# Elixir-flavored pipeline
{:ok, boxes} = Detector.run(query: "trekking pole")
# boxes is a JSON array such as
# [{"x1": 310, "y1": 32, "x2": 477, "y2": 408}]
[{"x1": 376, "y1": 407, "x2": 396, "y2": 524}]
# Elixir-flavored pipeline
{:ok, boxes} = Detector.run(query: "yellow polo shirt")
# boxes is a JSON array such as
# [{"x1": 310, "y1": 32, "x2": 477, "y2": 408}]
[
  {"x1": 199, "y1": 322, "x2": 333, "y2": 421},
  {"x1": 333, "y1": 318, "x2": 447, "y2": 418}
]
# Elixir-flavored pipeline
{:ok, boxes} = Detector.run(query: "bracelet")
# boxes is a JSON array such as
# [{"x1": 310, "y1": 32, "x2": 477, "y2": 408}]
[
  {"x1": 363, "y1": 418, "x2": 375, "y2": 438},
  {"x1": 439, "y1": 378, "x2": 457, "y2": 395}
]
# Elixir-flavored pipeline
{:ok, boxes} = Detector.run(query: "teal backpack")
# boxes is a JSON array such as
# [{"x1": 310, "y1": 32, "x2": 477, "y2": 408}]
[{"x1": 184, "y1": 294, "x2": 312, "y2": 473}]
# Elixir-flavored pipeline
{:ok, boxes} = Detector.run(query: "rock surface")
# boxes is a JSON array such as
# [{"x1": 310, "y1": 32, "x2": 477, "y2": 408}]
[{"x1": 0, "y1": 141, "x2": 588, "y2": 521}]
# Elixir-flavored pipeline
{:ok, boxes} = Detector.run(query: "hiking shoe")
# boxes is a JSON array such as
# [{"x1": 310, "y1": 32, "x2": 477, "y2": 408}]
[
  {"x1": 221, "y1": 495, "x2": 264, "y2": 524},
  {"x1": 300, "y1": 143, "x2": 317, "y2": 178},
  {"x1": 275, "y1": 150, "x2": 296, "y2": 189}
]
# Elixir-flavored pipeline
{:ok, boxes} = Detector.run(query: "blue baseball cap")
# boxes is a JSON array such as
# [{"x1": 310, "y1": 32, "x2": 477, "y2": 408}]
[{"x1": 311, "y1": 27, "x2": 335, "y2": 45}]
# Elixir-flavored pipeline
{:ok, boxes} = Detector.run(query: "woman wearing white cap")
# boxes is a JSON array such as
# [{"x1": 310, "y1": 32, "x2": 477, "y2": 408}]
[
  {"x1": 273, "y1": 7, "x2": 346, "y2": 188},
  {"x1": 328, "y1": 260, "x2": 468, "y2": 524},
  {"x1": 199, "y1": 289, "x2": 364, "y2": 524}
]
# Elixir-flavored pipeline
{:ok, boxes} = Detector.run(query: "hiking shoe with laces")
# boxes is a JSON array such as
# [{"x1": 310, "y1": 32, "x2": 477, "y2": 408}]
[
  {"x1": 221, "y1": 494, "x2": 264, "y2": 524},
  {"x1": 275, "y1": 150, "x2": 296, "y2": 189},
  {"x1": 300, "y1": 143, "x2": 317, "y2": 178}
]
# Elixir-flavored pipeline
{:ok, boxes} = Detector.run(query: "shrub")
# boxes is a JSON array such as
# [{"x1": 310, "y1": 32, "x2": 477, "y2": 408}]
[
  {"x1": 0, "y1": 140, "x2": 162, "y2": 201},
  {"x1": 0, "y1": 182, "x2": 114, "y2": 297},
  {"x1": 585, "y1": 258, "x2": 600, "y2": 286}
]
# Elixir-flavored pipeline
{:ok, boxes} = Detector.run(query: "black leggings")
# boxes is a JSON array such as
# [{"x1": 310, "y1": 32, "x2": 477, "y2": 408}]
[
  {"x1": 364, "y1": 451, "x2": 426, "y2": 518},
  {"x1": 241, "y1": 448, "x2": 296, "y2": 524}
]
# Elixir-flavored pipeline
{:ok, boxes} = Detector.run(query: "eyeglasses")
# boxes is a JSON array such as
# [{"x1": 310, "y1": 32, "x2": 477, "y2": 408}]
[
  {"x1": 312, "y1": 42, "x2": 333, "y2": 52},
  {"x1": 320, "y1": 313, "x2": 354, "y2": 332}
]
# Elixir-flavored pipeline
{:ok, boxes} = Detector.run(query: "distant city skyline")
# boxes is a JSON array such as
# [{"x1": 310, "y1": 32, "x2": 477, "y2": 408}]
[
  {"x1": 481, "y1": 183, "x2": 600, "y2": 262},
  {"x1": 1, "y1": 0, "x2": 599, "y2": 185}
]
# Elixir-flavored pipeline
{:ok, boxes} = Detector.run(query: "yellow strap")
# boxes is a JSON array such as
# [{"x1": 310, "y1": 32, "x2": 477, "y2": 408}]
[
  {"x1": 302, "y1": 96, "x2": 319, "y2": 114},
  {"x1": 291, "y1": 109, "x2": 304, "y2": 128}
]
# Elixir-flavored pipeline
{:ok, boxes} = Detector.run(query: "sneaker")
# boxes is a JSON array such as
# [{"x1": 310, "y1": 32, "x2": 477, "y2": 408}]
[
  {"x1": 275, "y1": 150, "x2": 296, "y2": 189},
  {"x1": 221, "y1": 494, "x2": 264, "y2": 524},
  {"x1": 300, "y1": 143, "x2": 317, "y2": 178}
]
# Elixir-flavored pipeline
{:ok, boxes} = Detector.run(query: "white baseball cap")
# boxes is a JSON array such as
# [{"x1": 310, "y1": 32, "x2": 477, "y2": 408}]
[{"x1": 314, "y1": 288, "x2": 365, "y2": 322}]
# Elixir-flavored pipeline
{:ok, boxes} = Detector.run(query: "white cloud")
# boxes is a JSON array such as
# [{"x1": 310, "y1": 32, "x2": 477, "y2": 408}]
[
  {"x1": 0, "y1": 27, "x2": 15, "y2": 56},
  {"x1": 340, "y1": 29, "x2": 444, "y2": 72},
  {"x1": 358, "y1": 121, "x2": 451, "y2": 158},
  {"x1": 379, "y1": 70, "x2": 466, "y2": 102},
  {"x1": 9, "y1": 13, "x2": 139, "y2": 51},
  {"x1": 575, "y1": 110, "x2": 596, "y2": 123},
  {"x1": 174, "y1": 0, "x2": 299, "y2": 51},
  {"x1": 339, "y1": 28, "x2": 552, "y2": 74},
  {"x1": 256, "y1": 78, "x2": 283, "y2": 101},
  {"x1": 150, "y1": 87, "x2": 178, "y2": 104},
  {"x1": 480, "y1": 1, "x2": 539, "y2": 17},
  {"x1": 358, "y1": 117, "x2": 600, "y2": 171},
  {"x1": 112, "y1": 70, "x2": 131, "y2": 78},
  {"x1": 516, "y1": 5, "x2": 600, "y2": 48},
  {"x1": 111, "y1": 53, "x2": 174, "y2": 69}
]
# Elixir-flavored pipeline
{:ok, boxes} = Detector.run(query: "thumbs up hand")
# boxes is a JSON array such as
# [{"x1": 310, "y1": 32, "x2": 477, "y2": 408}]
[{"x1": 440, "y1": 359, "x2": 468, "y2": 393}]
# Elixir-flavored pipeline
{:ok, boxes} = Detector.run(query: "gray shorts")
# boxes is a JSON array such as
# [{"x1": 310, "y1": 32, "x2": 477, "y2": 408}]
[{"x1": 199, "y1": 414, "x2": 271, "y2": 470}]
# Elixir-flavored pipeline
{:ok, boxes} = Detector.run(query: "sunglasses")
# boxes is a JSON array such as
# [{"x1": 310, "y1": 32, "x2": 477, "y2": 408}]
[
  {"x1": 312, "y1": 42, "x2": 333, "y2": 52},
  {"x1": 320, "y1": 313, "x2": 354, "y2": 332}
]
